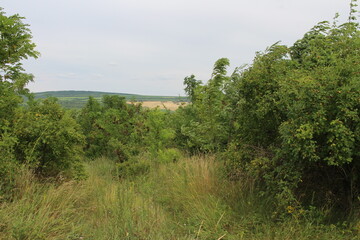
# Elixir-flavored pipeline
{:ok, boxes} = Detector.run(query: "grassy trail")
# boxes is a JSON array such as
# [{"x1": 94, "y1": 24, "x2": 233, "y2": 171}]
[{"x1": 0, "y1": 156, "x2": 358, "y2": 239}]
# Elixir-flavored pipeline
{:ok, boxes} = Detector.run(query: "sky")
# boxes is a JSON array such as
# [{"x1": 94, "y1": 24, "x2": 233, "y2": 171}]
[{"x1": 1, "y1": 0, "x2": 354, "y2": 96}]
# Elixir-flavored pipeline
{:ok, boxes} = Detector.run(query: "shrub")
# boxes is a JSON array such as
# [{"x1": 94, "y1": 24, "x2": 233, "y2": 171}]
[
  {"x1": 225, "y1": 17, "x2": 360, "y2": 214},
  {"x1": 177, "y1": 9, "x2": 360, "y2": 217},
  {"x1": 12, "y1": 98, "x2": 86, "y2": 179},
  {"x1": 78, "y1": 96, "x2": 147, "y2": 161},
  {"x1": 117, "y1": 158, "x2": 150, "y2": 178},
  {"x1": 157, "y1": 148, "x2": 183, "y2": 164}
]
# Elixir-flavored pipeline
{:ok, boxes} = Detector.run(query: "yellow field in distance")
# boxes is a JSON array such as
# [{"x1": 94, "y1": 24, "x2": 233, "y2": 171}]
[{"x1": 127, "y1": 101, "x2": 188, "y2": 111}]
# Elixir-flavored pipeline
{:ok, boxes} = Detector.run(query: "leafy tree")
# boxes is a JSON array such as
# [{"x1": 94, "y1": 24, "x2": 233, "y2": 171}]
[
  {"x1": 179, "y1": 58, "x2": 232, "y2": 153},
  {"x1": 0, "y1": 9, "x2": 39, "y2": 86},
  {"x1": 0, "y1": 7, "x2": 39, "y2": 144},
  {"x1": 0, "y1": 8, "x2": 40, "y2": 197},
  {"x1": 275, "y1": 18, "x2": 360, "y2": 211},
  {"x1": 0, "y1": 8, "x2": 39, "y2": 135},
  {"x1": 184, "y1": 75, "x2": 201, "y2": 102},
  {"x1": 0, "y1": 9, "x2": 86, "y2": 198}
]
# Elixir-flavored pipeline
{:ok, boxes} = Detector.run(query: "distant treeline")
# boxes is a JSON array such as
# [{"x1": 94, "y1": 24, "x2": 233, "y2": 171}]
[{"x1": 32, "y1": 91, "x2": 189, "y2": 109}]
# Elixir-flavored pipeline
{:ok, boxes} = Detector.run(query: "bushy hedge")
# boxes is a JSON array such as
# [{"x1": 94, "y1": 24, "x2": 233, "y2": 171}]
[{"x1": 178, "y1": 15, "x2": 360, "y2": 216}]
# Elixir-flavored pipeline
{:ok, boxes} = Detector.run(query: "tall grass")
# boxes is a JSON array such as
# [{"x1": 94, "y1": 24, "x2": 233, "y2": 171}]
[
  {"x1": 0, "y1": 167, "x2": 86, "y2": 239},
  {"x1": 0, "y1": 156, "x2": 358, "y2": 239}
]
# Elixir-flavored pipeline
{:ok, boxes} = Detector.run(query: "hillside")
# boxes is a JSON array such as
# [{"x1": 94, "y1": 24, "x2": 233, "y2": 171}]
[{"x1": 33, "y1": 90, "x2": 189, "y2": 109}]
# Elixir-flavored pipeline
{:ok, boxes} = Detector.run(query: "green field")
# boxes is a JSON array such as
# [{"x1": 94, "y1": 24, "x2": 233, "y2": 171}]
[{"x1": 33, "y1": 91, "x2": 189, "y2": 109}]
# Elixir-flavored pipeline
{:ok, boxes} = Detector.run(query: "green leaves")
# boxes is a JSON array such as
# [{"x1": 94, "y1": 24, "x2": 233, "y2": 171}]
[
  {"x1": 78, "y1": 96, "x2": 147, "y2": 161},
  {"x1": 180, "y1": 58, "x2": 231, "y2": 153},
  {"x1": 326, "y1": 119, "x2": 355, "y2": 165},
  {"x1": 12, "y1": 99, "x2": 85, "y2": 177},
  {"x1": 176, "y1": 8, "x2": 360, "y2": 212},
  {"x1": 0, "y1": 9, "x2": 39, "y2": 92},
  {"x1": 184, "y1": 75, "x2": 201, "y2": 102}
]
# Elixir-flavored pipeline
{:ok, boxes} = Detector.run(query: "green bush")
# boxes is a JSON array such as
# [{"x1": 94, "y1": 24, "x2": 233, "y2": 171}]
[
  {"x1": 143, "y1": 109, "x2": 176, "y2": 157},
  {"x1": 157, "y1": 148, "x2": 183, "y2": 164},
  {"x1": 178, "y1": 11, "x2": 360, "y2": 217},
  {"x1": 117, "y1": 158, "x2": 150, "y2": 178},
  {"x1": 12, "y1": 98, "x2": 86, "y2": 179},
  {"x1": 77, "y1": 96, "x2": 147, "y2": 161},
  {"x1": 224, "y1": 18, "x2": 360, "y2": 214}
]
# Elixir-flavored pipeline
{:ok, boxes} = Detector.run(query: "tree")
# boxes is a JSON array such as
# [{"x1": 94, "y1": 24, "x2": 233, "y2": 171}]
[
  {"x1": 0, "y1": 8, "x2": 40, "y2": 196},
  {"x1": 0, "y1": 9, "x2": 87, "y2": 199},
  {"x1": 0, "y1": 7, "x2": 40, "y2": 146},
  {"x1": 13, "y1": 98, "x2": 85, "y2": 178},
  {"x1": 184, "y1": 75, "x2": 201, "y2": 103},
  {"x1": 0, "y1": 8, "x2": 39, "y2": 96},
  {"x1": 179, "y1": 58, "x2": 231, "y2": 153}
]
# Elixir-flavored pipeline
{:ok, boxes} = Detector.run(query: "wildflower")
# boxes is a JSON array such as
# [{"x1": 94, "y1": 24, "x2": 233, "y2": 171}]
[{"x1": 286, "y1": 205, "x2": 295, "y2": 214}]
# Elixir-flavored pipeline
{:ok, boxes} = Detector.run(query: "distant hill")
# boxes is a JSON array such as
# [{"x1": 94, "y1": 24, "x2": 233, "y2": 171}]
[
  {"x1": 34, "y1": 91, "x2": 135, "y2": 99},
  {"x1": 33, "y1": 91, "x2": 189, "y2": 109}
]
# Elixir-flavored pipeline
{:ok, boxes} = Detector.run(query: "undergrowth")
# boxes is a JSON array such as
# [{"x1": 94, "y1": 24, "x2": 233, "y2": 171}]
[{"x1": 0, "y1": 156, "x2": 358, "y2": 239}]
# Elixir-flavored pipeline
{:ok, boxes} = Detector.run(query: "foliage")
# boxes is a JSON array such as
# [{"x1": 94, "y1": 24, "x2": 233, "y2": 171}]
[
  {"x1": 183, "y1": 74, "x2": 201, "y2": 102},
  {"x1": 0, "y1": 9, "x2": 87, "y2": 200},
  {"x1": 175, "y1": 6, "x2": 360, "y2": 217},
  {"x1": 224, "y1": 14, "x2": 360, "y2": 213},
  {"x1": 0, "y1": 7, "x2": 39, "y2": 138},
  {"x1": 178, "y1": 58, "x2": 232, "y2": 153},
  {"x1": 78, "y1": 95, "x2": 147, "y2": 161},
  {"x1": 0, "y1": 9, "x2": 37, "y2": 198},
  {"x1": 0, "y1": 8, "x2": 39, "y2": 92},
  {"x1": 117, "y1": 157, "x2": 150, "y2": 178},
  {"x1": 0, "y1": 8, "x2": 39, "y2": 125},
  {"x1": 12, "y1": 98, "x2": 85, "y2": 178},
  {"x1": 143, "y1": 108, "x2": 176, "y2": 157},
  {"x1": 78, "y1": 96, "x2": 182, "y2": 164}
]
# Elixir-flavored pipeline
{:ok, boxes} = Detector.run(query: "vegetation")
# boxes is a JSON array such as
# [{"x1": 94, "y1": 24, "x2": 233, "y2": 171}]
[
  {"x1": 178, "y1": 5, "x2": 360, "y2": 220},
  {"x1": 0, "y1": 8, "x2": 84, "y2": 199},
  {"x1": 1, "y1": 2, "x2": 360, "y2": 239},
  {"x1": 77, "y1": 95, "x2": 147, "y2": 161},
  {"x1": 1, "y1": 157, "x2": 358, "y2": 240}
]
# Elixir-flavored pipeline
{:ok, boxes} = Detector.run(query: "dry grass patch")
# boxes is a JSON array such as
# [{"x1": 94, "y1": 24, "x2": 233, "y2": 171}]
[{"x1": 128, "y1": 101, "x2": 188, "y2": 111}]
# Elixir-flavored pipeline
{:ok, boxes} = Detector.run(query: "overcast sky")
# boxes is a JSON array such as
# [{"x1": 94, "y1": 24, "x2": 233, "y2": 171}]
[{"x1": 2, "y1": 0, "x2": 354, "y2": 96}]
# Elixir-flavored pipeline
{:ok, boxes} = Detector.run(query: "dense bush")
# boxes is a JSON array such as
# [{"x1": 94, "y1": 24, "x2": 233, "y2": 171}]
[
  {"x1": 143, "y1": 108, "x2": 177, "y2": 158},
  {"x1": 177, "y1": 12, "x2": 360, "y2": 216},
  {"x1": 13, "y1": 98, "x2": 85, "y2": 178},
  {"x1": 228, "y1": 19, "x2": 360, "y2": 214},
  {"x1": 78, "y1": 95, "x2": 147, "y2": 161}
]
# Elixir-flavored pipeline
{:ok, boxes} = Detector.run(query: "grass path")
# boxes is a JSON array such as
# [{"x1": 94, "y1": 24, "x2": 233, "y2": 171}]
[{"x1": 0, "y1": 156, "x2": 358, "y2": 239}]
